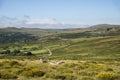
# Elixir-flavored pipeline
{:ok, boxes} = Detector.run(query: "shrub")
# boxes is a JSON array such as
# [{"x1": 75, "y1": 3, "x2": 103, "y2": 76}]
[
  {"x1": 96, "y1": 72, "x2": 118, "y2": 80},
  {"x1": 22, "y1": 52, "x2": 33, "y2": 56},
  {"x1": 63, "y1": 74, "x2": 76, "y2": 80},
  {"x1": 63, "y1": 63, "x2": 77, "y2": 68},
  {"x1": 9, "y1": 61, "x2": 20, "y2": 66},
  {"x1": 46, "y1": 72, "x2": 76, "y2": 80},
  {"x1": 45, "y1": 72, "x2": 62, "y2": 79},
  {"x1": 77, "y1": 63, "x2": 89, "y2": 69},
  {"x1": 2, "y1": 61, "x2": 11, "y2": 68},
  {"x1": 95, "y1": 65, "x2": 106, "y2": 71},
  {"x1": 106, "y1": 68, "x2": 114, "y2": 72},
  {"x1": 0, "y1": 71, "x2": 17, "y2": 79},
  {"x1": 0, "y1": 62, "x2": 3, "y2": 66},
  {"x1": 22, "y1": 70, "x2": 33, "y2": 77},
  {"x1": 78, "y1": 70, "x2": 97, "y2": 76},
  {"x1": 32, "y1": 68, "x2": 45, "y2": 77},
  {"x1": 4, "y1": 50, "x2": 11, "y2": 54},
  {"x1": 26, "y1": 52, "x2": 33, "y2": 56},
  {"x1": 21, "y1": 68, "x2": 45, "y2": 77},
  {"x1": 0, "y1": 73, "x2": 1, "y2": 78},
  {"x1": 13, "y1": 49, "x2": 20, "y2": 53},
  {"x1": 81, "y1": 76, "x2": 94, "y2": 80},
  {"x1": 55, "y1": 75, "x2": 66, "y2": 80}
]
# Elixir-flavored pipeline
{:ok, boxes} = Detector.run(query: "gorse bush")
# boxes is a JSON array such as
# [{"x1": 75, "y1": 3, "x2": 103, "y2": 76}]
[
  {"x1": 0, "y1": 62, "x2": 3, "y2": 66},
  {"x1": 0, "y1": 71, "x2": 17, "y2": 79},
  {"x1": 9, "y1": 60, "x2": 20, "y2": 66},
  {"x1": 105, "y1": 68, "x2": 114, "y2": 72},
  {"x1": 45, "y1": 72, "x2": 66, "y2": 79},
  {"x1": 96, "y1": 72, "x2": 118, "y2": 80},
  {"x1": 63, "y1": 74, "x2": 77, "y2": 80},
  {"x1": 45, "y1": 72, "x2": 76, "y2": 80},
  {"x1": 1, "y1": 60, "x2": 22, "y2": 68},
  {"x1": 22, "y1": 69, "x2": 33, "y2": 77},
  {"x1": 78, "y1": 70, "x2": 97, "y2": 76},
  {"x1": 81, "y1": 76, "x2": 94, "y2": 80},
  {"x1": 31, "y1": 68, "x2": 45, "y2": 77},
  {"x1": 21, "y1": 68, "x2": 45, "y2": 77},
  {"x1": 54, "y1": 75, "x2": 66, "y2": 80}
]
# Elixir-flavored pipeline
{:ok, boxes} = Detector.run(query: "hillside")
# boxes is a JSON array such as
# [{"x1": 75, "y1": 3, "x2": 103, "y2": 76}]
[
  {"x1": 0, "y1": 24, "x2": 120, "y2": 80},
  {"x1": 89, "y1": 24, "x2": 120, "y2": 31},
  {"x1": 0, "y1": 24, "x2": 120, "y2": 43},
  {"x1": 0, "y1": 32, "x2": 38, "y2": 43},
  {"x1": 0, "y1": 35, "x2": 120, "y2": 61}
]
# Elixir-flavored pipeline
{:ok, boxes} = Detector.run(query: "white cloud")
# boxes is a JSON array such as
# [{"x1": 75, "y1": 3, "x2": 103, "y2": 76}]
[
  {"x1": 26, "y1": 19, "x2": 60, "y2": 25},
  {"x1": 0, "y1": 16, "x2": 89, "y2": 28}
]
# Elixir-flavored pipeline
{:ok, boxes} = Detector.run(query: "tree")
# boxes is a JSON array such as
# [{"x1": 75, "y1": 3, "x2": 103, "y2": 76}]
[
  {"x1": 26, "y1": 52, "x2": 32, "y2": 56},
  {"x1": 13, "y1": 50, "x2": 20, "y2": 54},
  {"x1": 4, "y1": 50, "x2": 11, "y2": 54}
]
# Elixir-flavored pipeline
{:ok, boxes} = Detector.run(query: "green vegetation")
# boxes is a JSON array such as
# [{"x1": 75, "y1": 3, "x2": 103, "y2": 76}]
[
  {"x1": 0, "y1": 60, "x2": 120, "y2": 80},
  {"x1": 0, "y1": 24, "x2": 120, "y2": 79},
  {"x1": 96, "y1": 72, "x2": 119, "y2": 80},
  {"x1": 0, "y1": 32, "x2": 38, "y2": 43},
  {"x1": 57, "y1": 32, "x2": 99, "y2": 39}
]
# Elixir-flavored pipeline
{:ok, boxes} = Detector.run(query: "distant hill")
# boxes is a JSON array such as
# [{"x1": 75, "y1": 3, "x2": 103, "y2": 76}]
[
  {"x1": 0, "y1": 24, "x2": 120, "y2": 43},
  {"x1": 0, "y1": 27, "x2": 86, "y2": 37},
  {"x1": 88, "y1": 24, "x2": 120, "y2": 31}
]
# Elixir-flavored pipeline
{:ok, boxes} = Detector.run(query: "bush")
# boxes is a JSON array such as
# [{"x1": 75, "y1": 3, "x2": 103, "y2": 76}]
[
  {"x1": 78, "y1": 70, "x2": 97, "y2": 76},
  {"x1": 0, "y1": 71, "x2": 17, "y2": 79},
  {"x1": 26, "y1": 52, "x2": 32, "y2": 56},
  {"x1": 106, "y1": 68, "x2": 114, "y2": 72},
  {"x1": 4, "y1": 50, "x2": 11, "y2": 54},
  {"x1": 22, "y1": 70, "x2": 33, "y2": 77},
  {"x1": 81, "y1": 76, "x2": 94, "y2": 80},
  {"x1": 95, "y1": 65, "x2": 106, "y2": 71},
  {"x1": 96, "y1": 72, "x2": 118, "y2": 80},
  {"x1": 0, "y1": 62, "x2": 3, "y2": 66},
  {"x1": 54, "y1": 75, "x2": 66, "y2": 80},
  {"x1": 22, "y1": 52, "x2": 33, "y2": 56},
  {"x1": 21, "y1": 68, "x2": 45, "y2": 77},
  {"x1": 9, "y1": 61, "x2": 20, "y2": 66},
  {"x1": 13, "y1": 50, "x2": 20, "y2": 54},
  {"x1": 64, "y1": 74, "x2": 76, "y2": 80},
  {"x1": 45, "y1": 72, "x2": 64, "y2": 79},
  {"x1": 0, "y1": 73, "x2": 1, "y2": 78},
  {"x1": 46, "y1": 73, "x2": 76, "y2": 80},
  {"x1": 2, "y1": 61, "x2": 11, "y2": 68},
  {"x1": 32, "y1": 68, "x2": 45, "y2": 77}
]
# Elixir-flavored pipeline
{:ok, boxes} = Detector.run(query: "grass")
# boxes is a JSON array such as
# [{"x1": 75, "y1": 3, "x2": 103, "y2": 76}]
[{"x1": 1, "y1": 36, "x2": 119, "y2": 60}]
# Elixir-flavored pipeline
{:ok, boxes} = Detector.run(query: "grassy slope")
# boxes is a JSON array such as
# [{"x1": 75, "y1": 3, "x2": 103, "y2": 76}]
[
  {"x1": 0, "y1": 36, "x2": 119, "y2": 61},
  {"x1": 10, "y1": 36, "x2": 119, "y2": 61},
  {"x1": 40, "y1": 36, "x2": 120, "y2": 60}
]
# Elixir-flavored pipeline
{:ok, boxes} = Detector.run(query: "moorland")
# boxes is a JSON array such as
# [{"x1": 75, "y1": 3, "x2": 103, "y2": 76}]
[{"x1": 0, "y1": 24, "x2": 120, "y2": 80}]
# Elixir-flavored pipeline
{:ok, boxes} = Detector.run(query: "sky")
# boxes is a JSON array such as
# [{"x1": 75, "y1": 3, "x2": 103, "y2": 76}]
[{"x1": 0, "y1": 0, "x2": 120, "y2": 28}]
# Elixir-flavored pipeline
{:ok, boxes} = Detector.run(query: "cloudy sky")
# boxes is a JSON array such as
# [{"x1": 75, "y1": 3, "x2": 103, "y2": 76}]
[{"x1": 0, "y1": 0, "x2": 120, "y2": 28}]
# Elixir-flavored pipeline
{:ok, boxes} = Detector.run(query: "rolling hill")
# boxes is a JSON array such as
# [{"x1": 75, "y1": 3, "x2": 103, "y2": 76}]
[
  {"x1": 0, "y1": 24, "x2": 120, "y2": 43},
  {"x1": 0, "y1": 24, "x2": 120, "y2": 80}
]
